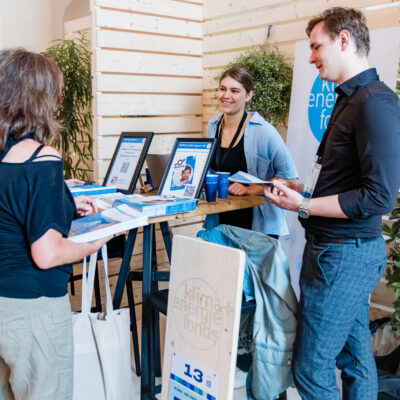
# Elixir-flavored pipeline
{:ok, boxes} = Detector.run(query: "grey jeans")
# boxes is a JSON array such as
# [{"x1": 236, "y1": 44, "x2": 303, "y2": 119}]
[{"x1": 0, "y1": 294, "x2": 73, "y2": 400}]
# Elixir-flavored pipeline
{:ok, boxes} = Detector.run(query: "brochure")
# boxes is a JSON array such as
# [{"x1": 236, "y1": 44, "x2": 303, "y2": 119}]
[
  {"x1": 228, "y1": 171, "x2": 273, "y2": 185},
  {"x1": 69, "y1": 184, "x2": 117, "y2": 197},
  {"x1": 68, "y1": 204, "x2": 148, "y2": 243},
  {"x1": 113, "y1": 194, "x2": 198, "y2": 218}
]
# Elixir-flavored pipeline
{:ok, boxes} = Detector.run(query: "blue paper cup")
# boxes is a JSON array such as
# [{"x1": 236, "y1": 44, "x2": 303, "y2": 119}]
[
  {"x1": 205, "y1": 174, "x2": 218, "y2": 202},
  {"x1": 217, "y1": 171, "x2": 230, "y2": 199}
]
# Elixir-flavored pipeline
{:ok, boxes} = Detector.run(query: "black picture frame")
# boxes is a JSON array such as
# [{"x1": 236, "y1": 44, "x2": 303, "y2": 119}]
[
  {"x1": 103, "y1": 131, "x2": 154, "y2": 194},
  {"x1": 157, "y1": 138, "x2": 216, "y2": 199}
]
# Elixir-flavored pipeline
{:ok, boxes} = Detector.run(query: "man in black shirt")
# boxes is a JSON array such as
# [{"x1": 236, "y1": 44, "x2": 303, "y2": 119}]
[{"x1": 265, "y1": 7, "x2": 400, "y2": 400}]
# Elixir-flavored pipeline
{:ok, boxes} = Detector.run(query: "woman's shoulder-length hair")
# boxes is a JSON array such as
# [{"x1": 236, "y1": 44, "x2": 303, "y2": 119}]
[{"x1": 0, "y1": 48, "x2": 63, "y2": 151}]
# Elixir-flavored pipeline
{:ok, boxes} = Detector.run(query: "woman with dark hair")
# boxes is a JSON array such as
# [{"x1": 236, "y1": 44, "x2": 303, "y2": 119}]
[
  {"x1": 207, "y1": 67, "x2": 298, "y2": 237},
  {"x1": 0, "y1": 48, "x2": 110, "y2": 400}
]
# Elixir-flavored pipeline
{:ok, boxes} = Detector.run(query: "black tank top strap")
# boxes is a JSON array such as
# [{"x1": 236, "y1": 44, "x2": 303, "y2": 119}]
[
  {"x1": 32, "y1": 154, "x2": 62, "y2": 161},
  {"x1": 26, "y1": 145, "x2": 45, "y2": 162},
  {"x1": 0, "y1": 134, "x2": 46, "y2": 163}
]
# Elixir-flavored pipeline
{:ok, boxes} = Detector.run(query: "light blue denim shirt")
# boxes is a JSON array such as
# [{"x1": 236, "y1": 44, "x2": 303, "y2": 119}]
[
  {"x1": 198, "y1": 225, "x2": 298, "y2": 400},
  {"x1": 207, "y1": 112, "x2": 298, "y2": 236}
]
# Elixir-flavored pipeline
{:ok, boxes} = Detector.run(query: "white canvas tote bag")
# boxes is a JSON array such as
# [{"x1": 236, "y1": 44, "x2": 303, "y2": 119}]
[{"x1": 72, "y1": 245, "x2": 132, "y2": 400}]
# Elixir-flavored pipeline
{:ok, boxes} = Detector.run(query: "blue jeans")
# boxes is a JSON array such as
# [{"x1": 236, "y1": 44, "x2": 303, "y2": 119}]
[{"x1": 292, "y1": 236, "x2": 387, "y2": 400}]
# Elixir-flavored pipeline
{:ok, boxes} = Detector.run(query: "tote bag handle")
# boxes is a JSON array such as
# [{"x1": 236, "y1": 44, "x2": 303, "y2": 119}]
[
  {"x1": 80, "y1": 252, "x2": 98, "y2": 314},
  {"x1": 85, "y1": 245, "x2": 114, "y2": 316}
]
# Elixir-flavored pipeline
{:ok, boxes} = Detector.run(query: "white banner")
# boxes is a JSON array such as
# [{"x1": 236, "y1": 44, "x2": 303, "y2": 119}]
[{"x1": 283, "y1": 27, "x2": 400, "y2": 298}]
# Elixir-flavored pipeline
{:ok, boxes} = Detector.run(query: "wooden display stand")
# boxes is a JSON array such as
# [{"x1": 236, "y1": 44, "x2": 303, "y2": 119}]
[{"x1": 161, "y1": 235, "x2": 245, "y2": 400}]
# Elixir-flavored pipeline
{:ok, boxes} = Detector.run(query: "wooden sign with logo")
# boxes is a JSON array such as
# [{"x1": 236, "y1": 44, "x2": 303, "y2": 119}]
[{"x1": 161, "y1": 235, "x2": 245, "y2": 400}]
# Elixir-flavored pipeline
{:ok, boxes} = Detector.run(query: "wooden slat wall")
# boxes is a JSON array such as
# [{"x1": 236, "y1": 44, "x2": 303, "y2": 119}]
[
  {"x1": 91, "y1": 0, "x2": 204, "y2": 182},
  {"x1": 202, "y1": 0, "x2": 400, "y2": 131}
]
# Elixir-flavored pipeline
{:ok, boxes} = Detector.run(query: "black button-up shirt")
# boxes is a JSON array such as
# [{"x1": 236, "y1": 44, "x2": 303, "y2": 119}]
[{"x1": 301, "y1": 68, "x2": 400, "y2": 238}]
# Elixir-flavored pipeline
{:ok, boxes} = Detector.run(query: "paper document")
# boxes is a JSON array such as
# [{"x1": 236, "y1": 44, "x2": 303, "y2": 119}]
[
  {"x1": 68, "y1": 204, "x2": 148, "y2": 243},
  {"x1": 228, "y1": 171, "x2": 272, "y2": 185}
]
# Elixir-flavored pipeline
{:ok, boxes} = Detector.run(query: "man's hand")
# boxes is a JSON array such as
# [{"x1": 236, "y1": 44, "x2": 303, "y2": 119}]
[
  {"x1": 74, "y1": 195, "x2": 97, "y2": 216},
  {"x1": 264, "y1": 180, "x2": 303, "y2": 211}
]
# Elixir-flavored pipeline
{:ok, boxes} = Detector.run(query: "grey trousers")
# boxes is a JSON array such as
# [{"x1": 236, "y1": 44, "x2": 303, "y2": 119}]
[{"x1": 0, "y1": 294, "x2": 73, "y2": 400}]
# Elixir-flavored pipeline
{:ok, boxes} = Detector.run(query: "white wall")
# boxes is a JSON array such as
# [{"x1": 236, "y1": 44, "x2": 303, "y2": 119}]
[
  {"x1": 52, "y1": 0, "x2": 90, "y2": 41},
  {"x1": 0, "y1": 0, "x2": 90, "y2": 52},
  {"x1": 0, "y1": 0, "x2": 52, "y2": 52}
]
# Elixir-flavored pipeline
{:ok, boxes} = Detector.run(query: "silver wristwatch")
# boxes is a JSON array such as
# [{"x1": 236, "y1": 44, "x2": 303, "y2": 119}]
[{"x1": 298, "y1": 197, "x2": 310, "y2": 219}]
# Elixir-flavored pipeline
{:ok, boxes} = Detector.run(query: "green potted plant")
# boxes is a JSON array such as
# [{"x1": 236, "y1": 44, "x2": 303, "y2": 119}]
[
  {"x1": 383, "y1": 197, "x2": 400, "y2": 328},
  {"x1": 42, "y1": 30, "x2": 93, "y2": 180},
  {"x1": 214, "y1": 43, "x2": 293, "y2": 126}
]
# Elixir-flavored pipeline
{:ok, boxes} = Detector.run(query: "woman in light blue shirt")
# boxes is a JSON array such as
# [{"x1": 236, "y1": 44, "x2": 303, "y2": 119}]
[{"x1": 207, "y1": 67, "x2": 298, "y2": 237}]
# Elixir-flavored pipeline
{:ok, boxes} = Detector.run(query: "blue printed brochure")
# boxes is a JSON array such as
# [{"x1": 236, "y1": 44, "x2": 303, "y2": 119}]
[
  {"x1": 68, "y1": 204, "x2": 148, "y2": 243},
  {"x1": 69, "y1": 184, "x2": 117, "y2": 197},
  {"x1": 93, "y1": 192, "x2": 197, "y2": 217},
  {"x1": 89, "y1": 192, "x2": 198, "y2": 218},
  {"x1": 114, "y1": 194, "x2": 198, "y2": 218}
]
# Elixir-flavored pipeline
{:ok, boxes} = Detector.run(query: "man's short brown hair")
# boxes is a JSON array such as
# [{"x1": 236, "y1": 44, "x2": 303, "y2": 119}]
[{"x1": 306, "y1": 7, "x2": 370, "y2": 56}]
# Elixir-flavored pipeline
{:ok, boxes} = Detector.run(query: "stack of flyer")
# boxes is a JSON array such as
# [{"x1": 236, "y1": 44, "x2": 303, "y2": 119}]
[
  {"x1": 69, "y1": 184, "x2": 117, "y2": 197},
  {"x1": 115, "y1": 194, "x2": 198, "y2": 217},
  {"x1": 68, "y1": 204, "x2": 148, "y2": 243},
  {"x1": 91, "y1": 193, "x2": 198, "y2": 218}
]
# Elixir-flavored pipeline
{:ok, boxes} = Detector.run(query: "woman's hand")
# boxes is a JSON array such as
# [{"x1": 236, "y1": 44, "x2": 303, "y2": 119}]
[
  {"x1": 228, "y1": 182, "x2": 249, "y2": 196},
  {"x1": 74, "y1": 195, "x2": 97, "y2": 216},
  {"x1": 65, "y1": 178, "x2": 85, "y2": 187},
  {"x1": 228, "y1": 182, "x2": 265, "y2": 196}
]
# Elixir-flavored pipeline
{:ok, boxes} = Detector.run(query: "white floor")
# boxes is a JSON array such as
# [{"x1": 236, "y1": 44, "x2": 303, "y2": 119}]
[
  {"x1": 138, "y1": 370, "x2": 303, "y2": 400},
  {"x1": 233, "y1": 386, "x2": 301, "y2": 400}
]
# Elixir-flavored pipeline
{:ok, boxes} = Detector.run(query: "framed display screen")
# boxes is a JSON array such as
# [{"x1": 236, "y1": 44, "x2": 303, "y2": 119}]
[
  {"x1": 158, "y1": 138, "x2": 216, "y2": 199},
  {"x1": 103, "y1": 132, "x2": 154, "y2": 194}
]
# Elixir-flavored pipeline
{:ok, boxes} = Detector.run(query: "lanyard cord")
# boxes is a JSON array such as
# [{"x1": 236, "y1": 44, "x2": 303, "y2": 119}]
[{"x1": 215, "y1": 111, "x2": 247, "y2": 171}]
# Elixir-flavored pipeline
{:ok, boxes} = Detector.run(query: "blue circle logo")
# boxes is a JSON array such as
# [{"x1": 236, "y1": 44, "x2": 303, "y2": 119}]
[{"x1": 308, "y1": 76, "x2": 337, "y2": 143}]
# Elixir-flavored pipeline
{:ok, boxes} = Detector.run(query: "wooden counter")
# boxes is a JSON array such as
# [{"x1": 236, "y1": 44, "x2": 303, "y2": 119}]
[{"x1": 149, "y1": 194, "x2": 264, "y2": 224}]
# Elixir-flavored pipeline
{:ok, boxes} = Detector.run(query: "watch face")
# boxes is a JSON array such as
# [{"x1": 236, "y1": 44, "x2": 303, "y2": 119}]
[
  {"x1": 299, "y1": 209, "x2": 309, "y2": 219},
  {"x1": 298, "y1": 200, "x2": 310, "y2": 219}
]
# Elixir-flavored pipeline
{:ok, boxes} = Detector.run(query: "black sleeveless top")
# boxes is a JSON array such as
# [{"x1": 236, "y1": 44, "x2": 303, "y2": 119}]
[
  {"x1": 211, "y1": 135, "x2": 253, "y2": 230},
  {"x1": 0, "y1": 136, "x2": 77, "y2": 298}
]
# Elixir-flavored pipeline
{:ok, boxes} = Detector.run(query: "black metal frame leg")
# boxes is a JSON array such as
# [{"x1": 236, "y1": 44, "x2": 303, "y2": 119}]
[
  {"x1": 159, "y1": 221, "x2": 172, "y2": 263},
  {"x1": 141, "y1": 224, "x2": 155, "y2": 398},
  {"x1": 113, "y1": 228, "x2": 138, "y2": 309}
]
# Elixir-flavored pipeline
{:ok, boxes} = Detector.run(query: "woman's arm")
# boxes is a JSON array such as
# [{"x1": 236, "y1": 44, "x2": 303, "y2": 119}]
[
  {"x1": 228, "y1": 177, "x2": 298, "y2": 196},
  {"x1": 228, "y1": 182, "x2": 264, "y2": 196},
  {"x1": 31, "y1": 229, "x2": 111, "y2": 269}
]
